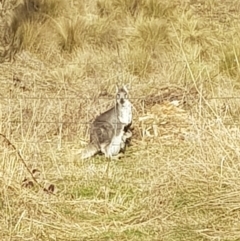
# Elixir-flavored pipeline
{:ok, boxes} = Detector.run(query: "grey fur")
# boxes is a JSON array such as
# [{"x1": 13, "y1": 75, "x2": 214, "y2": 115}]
[{"x1": 81, "y1": 86, "x2": 132, "y2": 159}]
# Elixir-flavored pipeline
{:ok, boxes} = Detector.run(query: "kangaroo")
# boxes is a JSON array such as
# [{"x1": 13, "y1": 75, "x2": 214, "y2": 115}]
[{"x1": 81, "y1": 86, "x2": 132, "y2": 159}]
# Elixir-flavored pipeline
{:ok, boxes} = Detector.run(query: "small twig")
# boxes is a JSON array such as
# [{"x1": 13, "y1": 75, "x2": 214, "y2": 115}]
[{"x1": 0, "y1": 133, "x2": 48, "y2": 192}]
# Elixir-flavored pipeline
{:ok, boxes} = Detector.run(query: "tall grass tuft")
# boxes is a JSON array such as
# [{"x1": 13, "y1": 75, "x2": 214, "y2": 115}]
[
  {"x1": 112, "y1": 0, "x2": 142, "y2": 17},
  {"x1": 13, "y1": 20, "x2": 44, "y2": 52},
  {"x1": 141, "y1": 0, "x2": 177, "y2": 19},
  {"x1": 96, "y1": 0, "x2": 113, "y2": 17},
  {"x1": 5, "y1": 0, "x2": 69, "y2": 55},
  {"x1": 51, "y1": 17, "x2": 89, "y2": 53},
  {"x1": 87, "y1": 17, "x2": 121, "y2": 49},
  {"x1": 130, "y1": 18, "x2": 169, "y2": 53}
]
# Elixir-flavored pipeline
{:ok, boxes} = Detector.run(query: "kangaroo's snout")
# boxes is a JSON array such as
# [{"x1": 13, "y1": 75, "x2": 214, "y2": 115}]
[{"x1": 120, "y1": 98, "x2": 125, "y2": 104}]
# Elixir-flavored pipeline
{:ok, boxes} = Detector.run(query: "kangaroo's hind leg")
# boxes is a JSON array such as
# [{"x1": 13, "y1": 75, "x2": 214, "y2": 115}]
[{"x1": 100, "y1": 142, "x2": 113, "y2": 159}]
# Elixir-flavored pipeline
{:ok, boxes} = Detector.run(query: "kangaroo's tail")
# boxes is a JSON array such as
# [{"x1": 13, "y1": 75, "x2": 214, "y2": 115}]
[{"x1": 80, "y1": 144, "x2": 99, "y2": 159}]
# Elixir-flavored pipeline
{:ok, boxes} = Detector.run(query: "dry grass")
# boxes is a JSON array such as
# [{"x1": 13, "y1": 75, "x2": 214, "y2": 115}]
[{"x1": 1, "y1": 0, "x2": 240, "y2": 240}]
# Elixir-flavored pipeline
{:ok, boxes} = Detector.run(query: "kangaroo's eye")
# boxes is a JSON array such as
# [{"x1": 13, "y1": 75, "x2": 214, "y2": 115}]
[
  {"x1": 124, "y1": 94, "x2": 128, "y2": 98},
  {"x1": 116, "y1": 94, "x2": 120, "y2": 98}
]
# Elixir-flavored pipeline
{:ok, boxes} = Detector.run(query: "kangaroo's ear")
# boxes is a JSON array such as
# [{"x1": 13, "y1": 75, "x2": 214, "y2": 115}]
[{"x1": 122, "y1": 84, "x2": 128, "y2": 93}]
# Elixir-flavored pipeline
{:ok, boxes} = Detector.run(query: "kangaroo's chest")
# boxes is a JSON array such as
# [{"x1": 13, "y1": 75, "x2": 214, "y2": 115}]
[{"x1": 118, "y1": 101, "x2": 132, "y2": 125}]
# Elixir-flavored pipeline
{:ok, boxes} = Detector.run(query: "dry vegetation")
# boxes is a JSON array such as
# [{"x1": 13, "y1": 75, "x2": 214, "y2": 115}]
[{"x1": 1, "y1": 0, "x2": 240, "y2": 240}]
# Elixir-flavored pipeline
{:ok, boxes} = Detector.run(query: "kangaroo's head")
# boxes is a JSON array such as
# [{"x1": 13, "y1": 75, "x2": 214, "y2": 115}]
[{"x1": 116, "y1": 85, "x2": 129, "y2": 106}]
